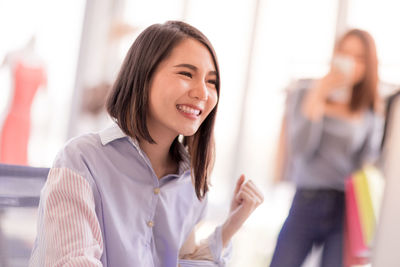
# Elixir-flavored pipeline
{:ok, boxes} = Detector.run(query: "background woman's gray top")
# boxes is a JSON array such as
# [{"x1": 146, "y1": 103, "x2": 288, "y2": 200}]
[{"x1": 284, "y1": 80, "x2": 383, "y2": 191}]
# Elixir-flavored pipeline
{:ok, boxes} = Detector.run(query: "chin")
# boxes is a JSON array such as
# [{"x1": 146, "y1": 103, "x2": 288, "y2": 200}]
[
  {"x1": 180, "y1": 131, "x2": 197, "y2": 137},
  {"x1": 179, "y1": 127, "x2": 199, "y2": 137}
]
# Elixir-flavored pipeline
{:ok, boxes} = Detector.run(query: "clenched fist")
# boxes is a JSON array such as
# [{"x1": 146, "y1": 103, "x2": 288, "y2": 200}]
[{"x1": 221, "y1": 175, "x2": 264, "y2": 247}]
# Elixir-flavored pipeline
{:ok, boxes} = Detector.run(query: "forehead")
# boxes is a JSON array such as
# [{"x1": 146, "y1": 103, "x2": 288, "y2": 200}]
[
  {"x1": 162, "y1": 38, "x2": 216, "y2": 71},
  {"x1": 338, "y1": 35, "x2": 366, "y2": 57}
]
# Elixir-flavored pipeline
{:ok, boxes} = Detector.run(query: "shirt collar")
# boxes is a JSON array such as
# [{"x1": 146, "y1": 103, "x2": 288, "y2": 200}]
[
  {"x1": 99, "y1": 123, "x2": 127, "y2": 146},
  {"x1": 98, "y1": 123, "x2": 191, "y2": 174}
]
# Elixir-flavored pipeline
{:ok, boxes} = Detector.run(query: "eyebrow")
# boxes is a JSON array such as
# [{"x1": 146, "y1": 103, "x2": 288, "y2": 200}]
[{"x1": 173, "y1": 63, "x2": 217, "y2": 76}]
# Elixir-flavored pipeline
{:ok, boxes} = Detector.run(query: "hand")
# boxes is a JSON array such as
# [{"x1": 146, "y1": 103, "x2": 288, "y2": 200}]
[
  {"x1": 221, "y1": 175, "x2": 264, "y2": 247},
  {"x1": 323, "y1": 67, "x2": 350, "y2": 90},
  {"x1": 303, "y1": 54, "x2": 355, "y2": 121},
  {"x1": 302, "y1": 71, "x2": 347, "y2": 121}
]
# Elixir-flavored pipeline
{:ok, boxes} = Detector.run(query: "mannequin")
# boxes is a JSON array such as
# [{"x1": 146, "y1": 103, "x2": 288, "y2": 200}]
[{"x1": 0, "y1": 36, "x2": 47, "y2": 165}]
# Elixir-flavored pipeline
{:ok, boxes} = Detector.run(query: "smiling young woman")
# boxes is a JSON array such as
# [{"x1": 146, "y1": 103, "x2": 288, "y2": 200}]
[{"x1": 29, "y1": 21, "x2": 263, "y2": 267}]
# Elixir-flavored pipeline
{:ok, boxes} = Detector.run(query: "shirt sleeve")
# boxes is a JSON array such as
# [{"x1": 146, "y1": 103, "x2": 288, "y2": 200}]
[
  {"x1": 286, "y1": 86, "x2": 324, "y2": 159},
  {"x1": 29, "y1": 168, "x2": 103, "y2": 267},
  {"x1": 178, "y1": 225, "x2": 232, "y2": 267},
  {"x1": 357, "y1": 112, "x2": 384, "y2": 166}
]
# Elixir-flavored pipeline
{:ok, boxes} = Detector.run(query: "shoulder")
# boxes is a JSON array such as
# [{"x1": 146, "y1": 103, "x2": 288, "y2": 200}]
[
  {"x1": 42, "y1": 134, "x2": 103, "y2": 207},
  {"x1": 59, "y1": 133, "x2": 101, "y2": 158},
  {"x1": 284, "y1": 79, "x2": 316, "y2": 118},
  {"x1": 286, "y1": 78, "x2": 314, "y2": 94},
  {"x1": 52, "y1": 133, "x2": 102, "y2": 177},
  {"x1": 66, "y1": 133, "x2": 100, "y2": 150},
  {"x1": 286, "y1": 79, "x2": 315, "y2": 103}
]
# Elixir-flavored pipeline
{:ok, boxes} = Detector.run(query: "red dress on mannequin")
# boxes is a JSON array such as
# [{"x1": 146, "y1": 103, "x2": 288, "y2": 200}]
[{"x1": 0, "y1": 60, "x2": 46, "y2": 165}]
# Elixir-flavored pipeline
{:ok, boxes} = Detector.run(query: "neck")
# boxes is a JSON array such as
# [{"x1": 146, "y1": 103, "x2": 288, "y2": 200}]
[
  {"x1": 325, "y1": 101, "x2": 363, "y2": 120},
  {"x1": 139, "y1": 131, "x2": 178, "y2": 179}
]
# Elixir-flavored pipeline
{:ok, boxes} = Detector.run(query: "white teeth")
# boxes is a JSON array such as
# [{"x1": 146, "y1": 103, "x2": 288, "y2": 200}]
[{"x1": 177, "y1": 105, "x2": 201, "y2": 115}]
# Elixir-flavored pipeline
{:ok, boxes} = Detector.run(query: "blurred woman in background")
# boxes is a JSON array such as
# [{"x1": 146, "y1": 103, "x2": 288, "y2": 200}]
[{"x1": 270, "y1": 29, "x2": 383, "y2": 267}]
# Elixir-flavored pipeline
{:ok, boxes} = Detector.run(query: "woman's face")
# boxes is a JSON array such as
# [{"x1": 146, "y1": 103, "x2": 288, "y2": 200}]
[
  {"x1": 147, "y1": 38, "x2": 218, "y2": 139},
  {"x1": 336, "y1": 35, "x2": 367, "y2": 85}
]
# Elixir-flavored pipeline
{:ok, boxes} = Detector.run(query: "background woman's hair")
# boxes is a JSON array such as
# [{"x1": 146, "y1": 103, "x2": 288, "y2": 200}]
[
  {"x1": 336, "y1": 29, "x2": 380, "y2": 112},
  {"x1": 106, "y1": 20, "x2": 220, "y2": 200}
]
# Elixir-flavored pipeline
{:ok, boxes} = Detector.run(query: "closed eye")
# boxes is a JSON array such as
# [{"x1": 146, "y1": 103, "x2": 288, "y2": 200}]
[
  {"x1": 207, "y1": 79, "x2": 217, "y2": 86},
  {"x1": 178, "y1": 71, "x2": 192, "y2": 78}
]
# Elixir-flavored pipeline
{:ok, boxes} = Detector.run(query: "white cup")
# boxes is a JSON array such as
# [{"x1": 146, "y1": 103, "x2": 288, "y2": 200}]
[
  {"x1": 332, "y1": 54, "x2": 354, "y2": 78},
  {"x1": 328, "y1": 55, "x2": 354, "y2": 103}
]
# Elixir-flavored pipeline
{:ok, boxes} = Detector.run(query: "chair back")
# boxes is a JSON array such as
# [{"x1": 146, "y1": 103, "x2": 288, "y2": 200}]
[{"x1": 0, "y1": 163, "x2": 49, "y2": 267}]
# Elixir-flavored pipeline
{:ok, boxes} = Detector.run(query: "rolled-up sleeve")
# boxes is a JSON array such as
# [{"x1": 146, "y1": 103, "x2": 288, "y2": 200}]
[
  {"x1": 29, "y1": 168, "x2": 103, "y2": 267},
  {"x1": 179, "y1": 225, "x2": 232, "y2": 267}
]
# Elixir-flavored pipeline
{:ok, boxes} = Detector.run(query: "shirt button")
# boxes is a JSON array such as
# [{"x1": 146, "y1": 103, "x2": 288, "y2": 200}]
[
  {"x1": 153, "y1": 188, "x2": 160, "y2": 194},
  {"x1": 147, "y1": 221, "x2": 154, "y2": 227}
]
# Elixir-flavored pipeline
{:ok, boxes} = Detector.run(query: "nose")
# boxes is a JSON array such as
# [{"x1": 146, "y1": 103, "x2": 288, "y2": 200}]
[{"x1": 189, "y1": 80, "x2": 208, "y2": 101}]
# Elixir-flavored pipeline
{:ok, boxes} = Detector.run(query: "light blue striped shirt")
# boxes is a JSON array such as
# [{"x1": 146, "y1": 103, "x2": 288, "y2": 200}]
[{"x1": 30, "y1": 124, "x2": 231, "y2": 266}]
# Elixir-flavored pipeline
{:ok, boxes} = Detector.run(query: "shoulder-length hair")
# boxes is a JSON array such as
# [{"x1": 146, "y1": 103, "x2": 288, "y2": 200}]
[
  {"x1": 106, "y1": 21, "x2": 220, "y2": 200},
  {"x1": 335, "y1": 29, "x2": 380, "y2": 112}
]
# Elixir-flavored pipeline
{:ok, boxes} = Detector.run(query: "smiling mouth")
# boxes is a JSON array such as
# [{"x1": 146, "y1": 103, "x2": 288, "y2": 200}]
[{"x1": 176, "y1": 104, "x2": 202, "y2": 116}]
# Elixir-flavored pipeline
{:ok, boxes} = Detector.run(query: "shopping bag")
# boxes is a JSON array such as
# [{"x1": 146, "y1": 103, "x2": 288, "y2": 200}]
[
  {"x1": 353, "y1": 170, "x2": 375, "y2": 245},
  {"x1": 344, "y1": 177, "x2": 369, "y2": 266},
  {"x1": 344, "y1": 165, "x2": 385, "y2": 266},
  {"x1": 362, "y1": 165, "x2": 385, "y2": 221}
]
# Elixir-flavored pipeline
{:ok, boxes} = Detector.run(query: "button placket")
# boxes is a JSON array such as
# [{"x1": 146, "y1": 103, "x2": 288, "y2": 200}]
[{"x1": 146, "y1": 184, "x2": 159, "y2": 244}]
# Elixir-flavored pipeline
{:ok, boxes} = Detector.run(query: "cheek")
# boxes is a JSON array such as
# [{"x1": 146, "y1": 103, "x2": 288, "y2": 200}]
[
  {"x1": 354, "y1": 64, "x2": 366, "y2": 82},
  {"x1": 148, "y1": 88, "x2": 161, "y2": 110},
  {"x1": 201, "y1": 91, "x2": 218, "y2": 120},
  {"x1": 208, "y1": 91, "x2": 218, "y2": 111},
  {"x1": 172, "y1": 77, "x2": 191, "y2": 93}
]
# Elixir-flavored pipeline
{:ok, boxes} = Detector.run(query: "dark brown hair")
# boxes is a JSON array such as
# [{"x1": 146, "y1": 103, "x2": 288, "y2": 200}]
[
  {"x1": 106, "y1": 21, "x2": 220, "y2": 200},
  {"x1": 335, "y1": 29, "x2": 380, "y2": 112}
]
